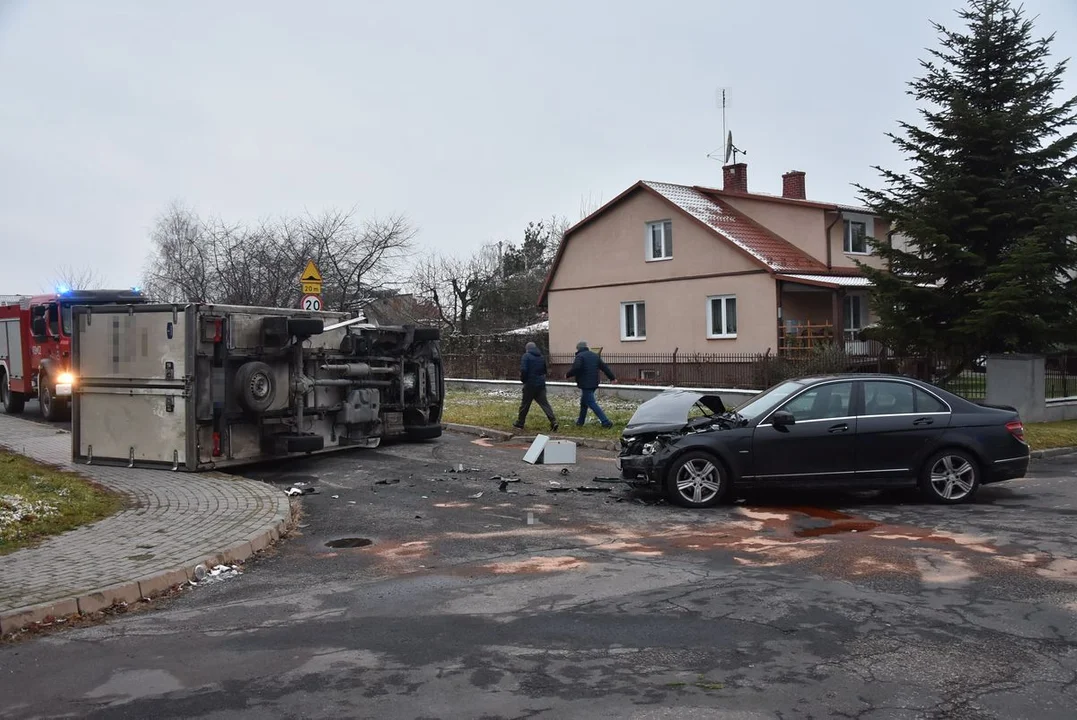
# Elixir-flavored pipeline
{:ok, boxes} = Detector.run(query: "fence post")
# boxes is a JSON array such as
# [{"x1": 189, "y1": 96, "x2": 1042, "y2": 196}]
[
  {"x1": 672, "y1": 347, "x2": 679, "y2": 387},
  {"x1": 763, "y1": 348, "x2": 771, "y2": 388}
]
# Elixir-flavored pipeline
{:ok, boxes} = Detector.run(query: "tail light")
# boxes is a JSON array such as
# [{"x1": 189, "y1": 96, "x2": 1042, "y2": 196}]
[
  {"x1": 212, "y1": 431, "x2": 222, "y2": 456},
  {"x1": 1006, "y1": 420, "x2": 1025, "y2": 443}
]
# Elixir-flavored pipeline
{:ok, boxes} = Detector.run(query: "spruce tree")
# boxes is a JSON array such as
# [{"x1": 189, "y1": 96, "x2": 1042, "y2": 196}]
[{"x1": 857, "y1": 0, "x2": 1077, "y2": 364}]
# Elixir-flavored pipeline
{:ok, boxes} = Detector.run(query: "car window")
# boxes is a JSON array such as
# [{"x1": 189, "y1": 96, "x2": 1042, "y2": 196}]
[
  {"x1": 915, "y1": 388, "x2": 949, "y2": 413},
  {"x1": 862, "y1": 381, "x2": 916, "y2": 415},
  {"x1": 778, "y1": 382, "x2": 853, "y2": 422}
]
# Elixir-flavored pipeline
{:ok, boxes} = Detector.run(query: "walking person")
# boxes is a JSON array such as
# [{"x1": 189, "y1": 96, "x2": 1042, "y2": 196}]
[
  {"x1": 514, "y1": 342, "x2": 558, "y2": 432},
  {"x1": 566, "y1": 341, "x2": 616, "y2": 428}
]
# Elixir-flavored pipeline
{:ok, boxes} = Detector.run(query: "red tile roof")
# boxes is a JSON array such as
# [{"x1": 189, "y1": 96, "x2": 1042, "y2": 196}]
[{"x1": 643, "y1": 182, "x2": 828, "y2": 273}]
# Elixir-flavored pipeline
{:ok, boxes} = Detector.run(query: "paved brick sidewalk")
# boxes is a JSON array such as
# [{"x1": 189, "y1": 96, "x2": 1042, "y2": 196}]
[{"x1": 0, "y1": 414, "x2": 290, "y2": 634}]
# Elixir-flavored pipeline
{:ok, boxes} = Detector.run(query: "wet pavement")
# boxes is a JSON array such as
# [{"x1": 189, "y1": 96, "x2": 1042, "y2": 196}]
[{"x1": 1, "y1": 432, "x2": 1076, "y2": 718}]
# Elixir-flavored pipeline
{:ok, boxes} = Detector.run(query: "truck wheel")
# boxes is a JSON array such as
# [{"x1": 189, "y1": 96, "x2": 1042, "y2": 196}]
[
  {"x1": 1, "y1": 371, "x2": 26, "y2": 414},
  {"x1": 39, "y1": 378, "x2": 69, "y2": 422},
  {"x1": 405, "y1": 424, "x2": 443, "y2": 441},
  {"x1": 235, "y1": 361, "x2": 276, "y2": 413}
]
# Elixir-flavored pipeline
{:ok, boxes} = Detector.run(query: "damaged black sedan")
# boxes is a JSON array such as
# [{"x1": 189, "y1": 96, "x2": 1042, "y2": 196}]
[{"x1": 618, "y1": 375, "x2": 1030, "y2": 508}]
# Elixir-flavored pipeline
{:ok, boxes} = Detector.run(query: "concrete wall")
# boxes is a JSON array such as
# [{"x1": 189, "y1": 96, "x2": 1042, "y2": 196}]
[
  {"x1": 446, "y1": 378, "x2": 759, "y2": 408},
  {"x1": 984, "y1": 353, "x2": 1077, "y2": 423}
]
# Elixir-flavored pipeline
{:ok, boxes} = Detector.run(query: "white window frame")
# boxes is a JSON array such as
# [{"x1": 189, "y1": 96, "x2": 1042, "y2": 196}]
[
  {"x1": 843, "y1": 293, "x2": 867, "y2": 342},
  {"x1": 621, "y1": 301, "x2": 646, "y2": 341},
  {"x1": 842, "y1": 214, "x2": 874, "y2": 255},
  {"x1": 706, "y1": 294, "x2": 738, "y2": 339},
  {"x1": 645, "y1": 220, "x2": 673, "y2": 261}
]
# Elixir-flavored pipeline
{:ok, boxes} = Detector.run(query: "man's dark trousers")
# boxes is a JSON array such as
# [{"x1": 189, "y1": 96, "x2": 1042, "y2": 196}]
[{"x1": 518, "y1": 385, "x2": 556, "y2": 426}]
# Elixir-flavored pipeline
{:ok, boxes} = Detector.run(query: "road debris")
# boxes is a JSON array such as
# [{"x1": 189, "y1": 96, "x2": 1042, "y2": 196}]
[
  {"x1": 190, "y1": 564, "x2": 242, "y2": 586},
  {"x1": 560, "y1": 468, "x2": 570, "y2": 476},
  {"x1": 592, "y1": 477, "x2": 625, "y2": 483},
  {"x1": 375, "y1": 478, "x2": 400, "y2": 485},
  {"x1": 547, "y1": 487, "x2": 573, "y2": 493},
  {"x1": 285, "y1": 487, "x2": 303, "y2": 497},
  {"x1": 468, "y1": 491, "x2": 484, "y2": 499},
  {"x1": 577, "y1": 486, "x2": 612, "y2": 493},
  {"x1": 331, "y1": 495, "x2": 340, "y2": 499},
  {"x1": 447, "y1": 464, "x2": 481, "y2": 473}
]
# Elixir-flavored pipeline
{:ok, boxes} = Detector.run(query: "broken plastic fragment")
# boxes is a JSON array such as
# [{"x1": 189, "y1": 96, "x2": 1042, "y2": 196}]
[
  {"x1": 193, "y1": 564, "x2": 207, "y2": 581},
  {"x1": 331, "y1": 495, "x2": 340, "y2": 499},
  {"x1": 469, "y1": 491, "x2": 484, "y2": 499},
  {"x1": 285, "y1": 487, "x2": 303, "y2": 497},
  {"x1": 375, "y1": 478, "x2": 400, "y2": 485}
]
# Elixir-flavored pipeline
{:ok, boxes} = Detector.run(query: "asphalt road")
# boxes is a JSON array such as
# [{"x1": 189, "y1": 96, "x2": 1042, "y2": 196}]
[{"x1": 1, "y1": 432, "x2": 1076, "y2": 719}]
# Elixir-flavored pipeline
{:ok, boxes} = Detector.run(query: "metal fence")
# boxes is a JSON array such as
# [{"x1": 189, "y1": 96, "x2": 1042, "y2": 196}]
[
  {"x1": 442, "y1": 350, "x2": 991, "y2": 399},
  {"x1": 1045, "y1": 354, "x2": 1077, "y2": 400}
]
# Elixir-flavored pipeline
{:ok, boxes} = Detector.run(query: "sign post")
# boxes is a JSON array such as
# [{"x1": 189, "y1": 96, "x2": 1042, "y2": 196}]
[{"x1": 299, "y1": 260, "x2": 323, "y2": 311}]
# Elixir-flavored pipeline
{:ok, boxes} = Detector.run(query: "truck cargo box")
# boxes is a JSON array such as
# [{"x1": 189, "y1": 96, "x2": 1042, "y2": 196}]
[{"x1": 71, "y1": 303, "x2": 444, "y2": 471}]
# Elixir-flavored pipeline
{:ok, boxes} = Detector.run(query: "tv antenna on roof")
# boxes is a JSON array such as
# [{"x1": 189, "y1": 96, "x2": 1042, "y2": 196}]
[{"x1": 707, "y1": 87, "x2": 745, "y2": 164}]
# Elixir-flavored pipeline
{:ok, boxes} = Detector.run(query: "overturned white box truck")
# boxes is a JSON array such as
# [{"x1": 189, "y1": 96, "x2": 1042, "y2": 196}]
[{"x1": 70, "y1": 303, "x2": 444, "y2": 471}]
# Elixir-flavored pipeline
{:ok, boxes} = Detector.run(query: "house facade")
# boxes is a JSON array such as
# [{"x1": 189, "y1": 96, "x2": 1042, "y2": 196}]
[{"x1": 539, "y1": 164, "x2": 897, "y2": 358}]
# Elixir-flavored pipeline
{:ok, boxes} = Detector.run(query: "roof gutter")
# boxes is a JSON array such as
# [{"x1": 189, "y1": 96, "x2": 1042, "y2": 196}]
[{"x1": 825, "y1": 210, "x2": 843, "y2": 271}]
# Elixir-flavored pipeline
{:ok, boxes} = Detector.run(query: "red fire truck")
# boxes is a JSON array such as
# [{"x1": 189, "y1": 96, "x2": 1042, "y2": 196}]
[{"x1": 0, "y1": 289, "x2": 147, "y2": 420}]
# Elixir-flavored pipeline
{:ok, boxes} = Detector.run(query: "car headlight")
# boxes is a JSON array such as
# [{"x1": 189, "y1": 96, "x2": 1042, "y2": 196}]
[
  {"x1": 57, "y1": 372, "x2": 75, "y2": 385},
  {"x1": 642, "y1": 442, "x2": 659, "y2": 456}
]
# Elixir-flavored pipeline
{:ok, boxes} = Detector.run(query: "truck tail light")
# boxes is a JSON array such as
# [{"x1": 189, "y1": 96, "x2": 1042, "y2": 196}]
[
  {"x1": 1006, "y1": 420, "x2": 1025, "y2": 443},
  {"x1": 212, "y1": 319, "x2": 223, "y2": 343},
  {"x1": 212, "y1": 432, "x2": 222, "y2": 456}
]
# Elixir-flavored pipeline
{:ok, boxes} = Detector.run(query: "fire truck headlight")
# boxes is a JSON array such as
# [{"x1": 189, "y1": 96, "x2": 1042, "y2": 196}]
[{"x1": 58, "y1": 372, "x2": 75, "y2": 385}]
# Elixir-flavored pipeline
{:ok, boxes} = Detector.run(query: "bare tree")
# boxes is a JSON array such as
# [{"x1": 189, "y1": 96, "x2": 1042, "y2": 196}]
[
  {"x1": 410, "y1": 247, "x2": 498, "y2": 334},
  {"x1": 142, "y1": 203, "x2": 415, "y2": 310},
  {"x1": 52, "y1": 265, "x2": 105, "y2": 291}
]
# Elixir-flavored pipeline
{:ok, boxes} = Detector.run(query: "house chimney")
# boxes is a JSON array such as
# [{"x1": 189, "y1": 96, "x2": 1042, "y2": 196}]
[
  {"x1": 722, "y1": 163, "x2": 748, "y2": 193},
  {"x1": 782, "y1": 170, "x2": 806, "y2": 200}
]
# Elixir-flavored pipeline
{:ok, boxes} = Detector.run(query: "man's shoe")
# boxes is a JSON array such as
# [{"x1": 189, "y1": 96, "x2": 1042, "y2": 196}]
[
  {"x1": 550, "y1": 422, "x2": 559, "y2": 432},
  {"x1": 512, "y1": 422, "x2": 524, "y2": 430},
  {"x1": 601, "y1": 422, "x2": 614, "y2": 429}
]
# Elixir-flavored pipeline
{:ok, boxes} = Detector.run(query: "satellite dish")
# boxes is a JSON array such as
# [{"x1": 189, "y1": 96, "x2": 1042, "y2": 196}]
[{"x1": 723, "y1": 131, "x2": 733, "y2": 164}]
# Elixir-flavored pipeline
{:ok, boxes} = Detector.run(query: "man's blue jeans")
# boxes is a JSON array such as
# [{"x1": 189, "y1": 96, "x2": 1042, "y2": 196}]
[{"x1": 577, "y1": 389, "x2": 611, "y2": 426}]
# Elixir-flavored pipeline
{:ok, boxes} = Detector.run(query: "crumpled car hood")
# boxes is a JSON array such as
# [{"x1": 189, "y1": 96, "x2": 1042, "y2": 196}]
[{"x1": 623, "y1": 389, "x2": 726, "y2": 436}]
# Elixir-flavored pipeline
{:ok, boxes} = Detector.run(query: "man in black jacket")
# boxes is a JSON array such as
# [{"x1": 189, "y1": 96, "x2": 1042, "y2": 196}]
[
  {"x1": 514, "y1": 342, "x2": 558, "y2": 431},
  {"x1": 566, "y1": 340, "x2": 616, "y2": 428}
]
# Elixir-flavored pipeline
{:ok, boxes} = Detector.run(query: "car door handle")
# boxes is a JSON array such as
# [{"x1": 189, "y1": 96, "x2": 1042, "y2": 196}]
[
  {"x1": 913, "y1": 417, "x2": 934, "y2": 426},
  {"x1": 827, "y1": 423, "x2": 849, "y2": 433}
]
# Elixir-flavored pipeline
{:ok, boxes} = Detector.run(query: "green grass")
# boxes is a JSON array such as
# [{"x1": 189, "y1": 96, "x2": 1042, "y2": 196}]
[
  {"x1": 1025, "y1": 421, "x2": 1077, "y2": 451},
  {"x1": 0, "y1": 451, "x2": 125, "y2": 555},
  {"x1": 444, "y1": 389, "x2": 637, "y2": 439}
]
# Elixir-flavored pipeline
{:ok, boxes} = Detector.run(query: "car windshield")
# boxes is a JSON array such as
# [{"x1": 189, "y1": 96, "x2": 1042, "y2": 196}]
[{"x1": 731, "y1": 379, "x2": 808, "y2": 421}]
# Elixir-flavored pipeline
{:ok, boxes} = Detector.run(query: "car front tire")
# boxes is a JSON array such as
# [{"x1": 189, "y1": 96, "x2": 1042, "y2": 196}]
[
  {"x1": 39, "y1": 377, "x2": 69, "y2": 422},
  {"x1": 920, "y1": 449, "x2": 980, "y2": 504},
  {"x1": 664, "y1": 450, "x2": 727, "y2": 509}
]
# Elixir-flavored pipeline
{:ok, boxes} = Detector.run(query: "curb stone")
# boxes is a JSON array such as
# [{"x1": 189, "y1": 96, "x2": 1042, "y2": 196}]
[{"x1": 1030, "y1": 446, "x2": 1077, "y2": 459}]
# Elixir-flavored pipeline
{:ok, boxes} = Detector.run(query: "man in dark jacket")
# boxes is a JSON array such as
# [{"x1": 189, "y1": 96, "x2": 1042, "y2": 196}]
[
  {"x1": 514, "y1": 342, "x2": 558, "y2": 431},
  {"x1": 566, "y1": 340, "x2": 616, "y2": 428}
]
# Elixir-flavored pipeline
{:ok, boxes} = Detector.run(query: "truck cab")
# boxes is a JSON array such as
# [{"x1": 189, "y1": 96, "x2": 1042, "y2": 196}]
[{"x1": 0, "y1": 289, "x2": 147, "y2": 420}]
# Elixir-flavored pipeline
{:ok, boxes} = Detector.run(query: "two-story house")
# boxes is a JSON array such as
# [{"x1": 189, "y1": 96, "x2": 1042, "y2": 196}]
[{"x1": 539, "y1": 163, "x2": 896, "y2": 357}]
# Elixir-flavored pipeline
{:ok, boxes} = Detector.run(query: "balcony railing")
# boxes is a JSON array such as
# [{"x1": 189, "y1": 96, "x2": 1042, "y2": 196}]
[{"x1": 779, "y1": 322, "x2": 834, "y2": 354}]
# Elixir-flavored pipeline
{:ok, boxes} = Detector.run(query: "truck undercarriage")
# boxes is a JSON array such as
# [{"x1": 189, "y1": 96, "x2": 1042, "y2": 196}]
[{"x1": 71, "y1": 303, "x2": 444, "y2": 471}]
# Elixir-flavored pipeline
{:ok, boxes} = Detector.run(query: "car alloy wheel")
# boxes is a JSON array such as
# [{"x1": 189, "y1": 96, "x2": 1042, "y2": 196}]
[
  {"x1": 924, "y1": 451, "x2": 979, "y2": 503},
  {"x1": 666, "y1": 451, "x2": 726, "y2": 508}
]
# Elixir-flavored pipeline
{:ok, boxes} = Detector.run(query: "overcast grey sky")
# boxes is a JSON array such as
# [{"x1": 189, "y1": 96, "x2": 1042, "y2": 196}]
[{"x1": 1, "y1": 0, "x2": 1074, "y2": 293}]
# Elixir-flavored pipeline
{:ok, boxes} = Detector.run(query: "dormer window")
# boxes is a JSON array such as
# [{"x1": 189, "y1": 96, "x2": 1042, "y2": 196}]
[{"x1": 646, "y1": 220, "x2": 673, "y2": 261}]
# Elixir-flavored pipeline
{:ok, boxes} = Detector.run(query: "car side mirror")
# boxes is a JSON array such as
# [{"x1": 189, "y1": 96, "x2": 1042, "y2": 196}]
[
  {"x1": 31, "y1": 317, "x2": 47, "y2": 338},
  {"x1": 771, "y1": 410, "x2": 796, "y2": 427}
]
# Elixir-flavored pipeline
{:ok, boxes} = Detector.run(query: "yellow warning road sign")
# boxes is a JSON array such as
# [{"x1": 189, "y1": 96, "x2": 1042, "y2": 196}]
[{"x1": 300, "y1": 260, "x2": 323, "y2": 283}]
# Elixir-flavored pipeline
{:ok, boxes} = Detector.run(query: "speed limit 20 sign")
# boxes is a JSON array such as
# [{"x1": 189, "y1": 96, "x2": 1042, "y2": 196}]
[{"x1": 301, "y1": 295, "x2": 322, "y2": 311}]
